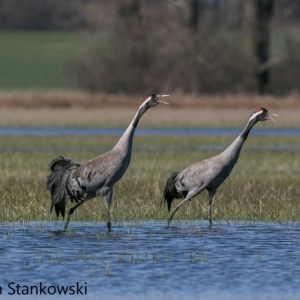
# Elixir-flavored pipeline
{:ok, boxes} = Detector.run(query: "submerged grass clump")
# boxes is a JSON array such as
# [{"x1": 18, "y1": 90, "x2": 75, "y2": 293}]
[{"x1": 0, "y1": 135, "x2": 299, "y2": 224}]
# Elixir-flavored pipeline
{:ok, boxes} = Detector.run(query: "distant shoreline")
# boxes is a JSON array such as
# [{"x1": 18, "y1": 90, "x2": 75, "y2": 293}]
[{"x1": 0, "y1": 92, "x2": 299, "y2": 109}]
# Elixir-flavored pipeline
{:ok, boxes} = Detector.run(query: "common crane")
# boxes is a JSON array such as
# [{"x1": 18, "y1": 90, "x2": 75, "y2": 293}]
[
  {"x1": 162, "y1": 107, "x2": 278, "y2": 226},
  {"x1": 47, "y1": 94, "x2": 169, "y2": 232}
]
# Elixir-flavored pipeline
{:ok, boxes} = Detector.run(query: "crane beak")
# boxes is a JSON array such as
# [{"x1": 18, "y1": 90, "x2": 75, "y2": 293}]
[
  {"x1": 267, "y1": 112, "x2": 279, "y2": 122},
  {"x1": 157, "y1": 95, "x2": 170, "y2": 105}
]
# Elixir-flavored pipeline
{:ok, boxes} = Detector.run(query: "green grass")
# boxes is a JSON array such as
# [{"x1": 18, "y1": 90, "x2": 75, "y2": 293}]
[
  {"x1": 0, "y1": 31, "x2": 112, "y2": 91},
  {"x1": 0, "y1": 31, "x2": 80, "y2": 90},
  {"x1": 0, "y1": 135, "x2": 299, "y2": 225}
]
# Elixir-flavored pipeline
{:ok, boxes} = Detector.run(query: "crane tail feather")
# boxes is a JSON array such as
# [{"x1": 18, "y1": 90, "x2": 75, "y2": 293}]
[
  {"x1": 47, "y1": 156, "x2": 81, "y2": 218},
  {"x1": 162, "y1": 171, "x2": 180, "y2": 212}
]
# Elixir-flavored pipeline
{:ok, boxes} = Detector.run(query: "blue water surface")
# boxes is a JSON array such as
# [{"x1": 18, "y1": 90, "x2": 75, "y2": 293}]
[
  {"x1": 0, "y1": 221, "x2": 299, "y2": 300},
  {"x1": 0, "y1": 127, "x2": 299, "y2": 136}
]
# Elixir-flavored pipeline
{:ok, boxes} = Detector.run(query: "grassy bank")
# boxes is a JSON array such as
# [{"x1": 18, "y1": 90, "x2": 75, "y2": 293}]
[{"x1": 0, "y1": 135, "x2": 299, "y2": 225}]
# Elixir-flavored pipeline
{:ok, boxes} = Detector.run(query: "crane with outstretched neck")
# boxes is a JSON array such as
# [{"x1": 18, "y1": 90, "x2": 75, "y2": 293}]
[
  {"x1": 47, "y1": 94, "x2": 169, "y2": 232},
  {"x1": 162, "y1": 107, "x2": 278, "y2": 227}
]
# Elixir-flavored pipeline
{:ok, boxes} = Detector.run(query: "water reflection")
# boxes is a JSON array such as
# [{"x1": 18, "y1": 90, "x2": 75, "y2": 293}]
[{"x1": 0, "y1": 221, "x2": 299, "y2": 300}]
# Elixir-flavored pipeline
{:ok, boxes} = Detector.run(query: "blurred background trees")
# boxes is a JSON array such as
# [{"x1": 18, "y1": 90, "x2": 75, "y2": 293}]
[{"x1": 0, "y1": 0, "x2": 300, "y2": 95}]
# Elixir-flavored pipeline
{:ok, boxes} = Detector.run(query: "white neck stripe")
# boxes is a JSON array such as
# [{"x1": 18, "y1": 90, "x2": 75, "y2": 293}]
[
  {"x1": 249, "y1": 110, "x2": 263, "y2": 121},
  {"x1": 140, "y1": 96, "x2": 151, "y2": 108}
]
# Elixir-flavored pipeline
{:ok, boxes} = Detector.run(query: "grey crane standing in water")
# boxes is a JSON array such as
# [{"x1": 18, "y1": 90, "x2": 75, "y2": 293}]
[
  {"x1": 47, "y1": 94, "x2": 169, "y2": 232},
  {"x1": 162, "y1": 107, "x2": 278, "y2": 227}
]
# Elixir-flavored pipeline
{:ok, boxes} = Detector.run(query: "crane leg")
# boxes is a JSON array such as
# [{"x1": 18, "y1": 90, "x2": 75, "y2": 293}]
[
  {"x1": 63, "y1": 193, "x2": 95, "y2": 232},
  {"x1": 106, "y1": 209, "x2": 111, "y2": 232},
  {"x1": 207, "y1": 204, "x2": 212, "y2": 227},
  {"x1": 64, "y1": 201, "x2": 84, "y2": 232},
  {"x1": 168, "y1": 198, "x2": 190, "y2": 226},
  {"x1": 100, "y1": 188, "x2": 113, "y2": 233},
  {"x1": 207, "y1": 190, "x2": 216, "y2": 227}
]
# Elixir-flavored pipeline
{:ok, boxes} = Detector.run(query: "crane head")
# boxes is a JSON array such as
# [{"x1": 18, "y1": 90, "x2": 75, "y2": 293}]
[
  {"x1": 250, "y1": 107, "x2": 279, "y2": 122},
  {"x1": 143, "y1": 94, "x2": 170, "y2": 108}
]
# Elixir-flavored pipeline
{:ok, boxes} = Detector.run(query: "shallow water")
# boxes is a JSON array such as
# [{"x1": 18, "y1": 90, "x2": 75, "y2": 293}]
[
  {"x1": 0, "y1": 221, "x2": 300, "y2": 300},
  {"x1": 0, "y1": 127, "x2": 299, "y2": 136}
]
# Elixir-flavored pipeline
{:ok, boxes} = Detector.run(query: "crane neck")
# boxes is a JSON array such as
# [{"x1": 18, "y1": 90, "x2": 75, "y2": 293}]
[
  {"x1": 239, "y1": 118, "x2": 257, "y2": 141},
  {"x1": 132, "y1": 104, "x2": 148, "y2": 128},
  {"x1": 220, "y1": 117, "x2": 258, "y2": 162},
  {"x1": 113, "y1": 103, "x2": 148, "y2": 154}
]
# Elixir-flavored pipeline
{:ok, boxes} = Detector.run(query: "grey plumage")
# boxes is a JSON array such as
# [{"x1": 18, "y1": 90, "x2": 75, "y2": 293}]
[
  {"x1": 47, "y1": 94, "x2": 169, "y2": 232},
  {"x1": 162, "y1": 107, "x2": 278, "y2": 226}
]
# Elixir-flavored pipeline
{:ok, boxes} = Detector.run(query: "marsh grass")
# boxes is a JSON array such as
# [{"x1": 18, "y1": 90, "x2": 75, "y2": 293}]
[{"x1": 0, "y1": 135, "x2": 299, "y2": 225}]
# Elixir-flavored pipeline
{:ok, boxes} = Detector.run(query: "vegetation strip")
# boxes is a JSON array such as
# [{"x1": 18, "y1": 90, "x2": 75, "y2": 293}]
[{"x1": 0, "y1": 135, "x2": 299, "y2": 224}]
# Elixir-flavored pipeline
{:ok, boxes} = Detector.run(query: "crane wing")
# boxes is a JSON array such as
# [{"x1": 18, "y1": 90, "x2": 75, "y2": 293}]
[
  {"x1": 177, "y1": 156, "x2": 227, "y2": 192},
  {"x1": 177, "y1": 161, "x2": 207, "y2": 191},
  {"x1": 68, "y1": 150, "x2": 126, "y2": 196}
]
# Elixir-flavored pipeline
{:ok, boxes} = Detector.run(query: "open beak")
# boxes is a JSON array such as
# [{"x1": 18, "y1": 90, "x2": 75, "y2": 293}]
[
  {"x1": 267, "y1": 112, "x2": 279, "y2": 122},
  {"x1": 157, "y1": 95, "x2": 170, "y2": 105}
]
